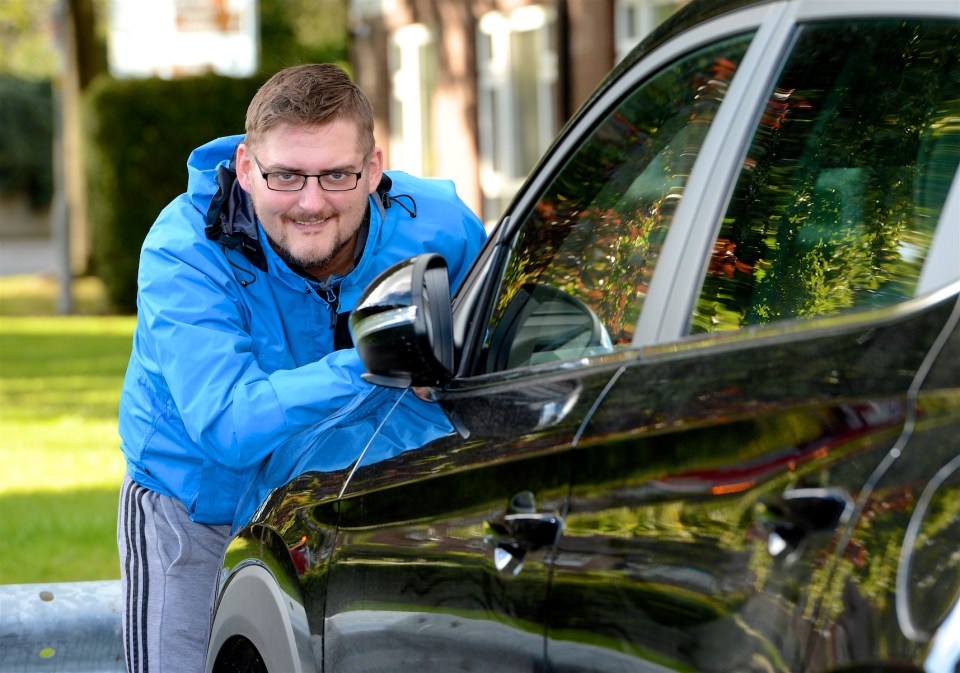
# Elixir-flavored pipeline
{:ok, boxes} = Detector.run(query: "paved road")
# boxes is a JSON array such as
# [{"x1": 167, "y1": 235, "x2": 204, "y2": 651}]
[{"x1": 0, "y1": 237, "x2": 58, "y2": 276}]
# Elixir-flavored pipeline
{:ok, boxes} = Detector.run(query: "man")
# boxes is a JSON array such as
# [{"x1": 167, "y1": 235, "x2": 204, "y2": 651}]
[{"x1": 117, "y1": 63, "x2": 486, "y2": 673}]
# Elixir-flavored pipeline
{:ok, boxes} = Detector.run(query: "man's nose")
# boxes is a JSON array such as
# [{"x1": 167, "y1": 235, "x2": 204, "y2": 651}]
[{"x1": 297, "y1": 177, "x2": 329, "y2": 209}]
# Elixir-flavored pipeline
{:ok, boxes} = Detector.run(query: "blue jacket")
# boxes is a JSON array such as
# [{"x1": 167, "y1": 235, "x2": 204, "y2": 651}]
[{"x1": 118, "y1": 134, "x2": 486, "y2": 524}]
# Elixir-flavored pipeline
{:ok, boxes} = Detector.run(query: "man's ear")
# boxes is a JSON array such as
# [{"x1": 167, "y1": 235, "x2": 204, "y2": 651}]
[
  {"x1": 235, "y1": 143, "x2": 254, "y2": 193},
  {"x1": 366, "y1": 147, "x2": 385, "y2": 195}
]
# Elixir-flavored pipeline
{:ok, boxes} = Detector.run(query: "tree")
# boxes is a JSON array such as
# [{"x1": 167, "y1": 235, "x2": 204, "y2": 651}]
[{"x1": 0, "y1": 0, "x2": 60, "y2": 79}]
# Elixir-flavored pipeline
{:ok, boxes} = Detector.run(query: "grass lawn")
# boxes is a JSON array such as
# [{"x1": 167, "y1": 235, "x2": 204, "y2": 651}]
[{"x1": 0, "y1": 275, "x2": 134, "y2": 583}]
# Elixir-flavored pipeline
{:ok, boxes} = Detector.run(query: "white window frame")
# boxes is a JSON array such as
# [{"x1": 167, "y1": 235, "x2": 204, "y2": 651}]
[
  {"x1": 349, "y1": 0, "x2": 397, "y2": 19},
  {"x1": 477, "y1": 5, "x2": 557, "y2": 222},
  {"x1": 615, "y1": 0, "x2": 685, "y2": 63},
  {"x1": 388, "y1": 23, "x2": 437, "y2": 177}
]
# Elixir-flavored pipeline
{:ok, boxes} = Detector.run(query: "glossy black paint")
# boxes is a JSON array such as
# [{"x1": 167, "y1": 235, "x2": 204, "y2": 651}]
[
  {"x1": 207, "y1": 1, "x2": 960, "y2": 671},
  {"x1": 218, "y1": 290, "x2": 960, "y2": 673},
  {"x1": 549, "y1": 296, "x2": 959, "y2": 672},
  {"x1": 320, "y1": 360, "x2": 616, "y2": 672},
  {"x1": 350, "y1": 253, "x2": 454, "y2": 387}
]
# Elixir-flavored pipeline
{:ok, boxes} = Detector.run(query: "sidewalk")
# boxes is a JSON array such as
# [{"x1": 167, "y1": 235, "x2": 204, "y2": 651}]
[{"x1": 0, "y1": 237, "x2": 58, "y2": 277}]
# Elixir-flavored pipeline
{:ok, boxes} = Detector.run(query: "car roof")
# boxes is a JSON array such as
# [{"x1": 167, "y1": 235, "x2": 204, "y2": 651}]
[
  {"x1": 620, "y1": 0, "x2": 775, "y2": 72},
  {"x1": 574, "y1": 0, "x2": 958, "y2": 145},
  {"x1": 619, "y1": 0, "x2": 959, "y2": 76}
]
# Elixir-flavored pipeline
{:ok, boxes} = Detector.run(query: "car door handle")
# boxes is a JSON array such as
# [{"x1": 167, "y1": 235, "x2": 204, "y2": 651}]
[
  {"x1": 761, "y1": 487, "x2": 853, "y2": 559},
  {"x1": 486, "y1": 513, "x2": 564, "y2": 575}
]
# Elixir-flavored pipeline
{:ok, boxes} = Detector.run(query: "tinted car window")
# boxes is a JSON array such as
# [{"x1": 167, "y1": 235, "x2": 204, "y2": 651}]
[
  {"x1": 478, "y1": 33, "x2": 754, "y2": 373},
  {"x1": 691, "y1": 19, "x2": 960, "y2": 334}
]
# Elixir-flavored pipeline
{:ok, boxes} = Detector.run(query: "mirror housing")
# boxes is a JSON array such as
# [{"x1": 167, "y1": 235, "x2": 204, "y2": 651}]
[{"x1": 350, "y1": 253, "x2": 455, "y2": 388}]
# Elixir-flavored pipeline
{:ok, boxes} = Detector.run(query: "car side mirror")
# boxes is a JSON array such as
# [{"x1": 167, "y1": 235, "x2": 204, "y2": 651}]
[{"x1": 350, "y1": 253, "x2": 454, "y2": 388}]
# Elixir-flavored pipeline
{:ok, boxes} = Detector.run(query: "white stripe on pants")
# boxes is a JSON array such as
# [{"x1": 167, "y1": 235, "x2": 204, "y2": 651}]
[{"x1": 117, "y1": 475, "x2": 232, "y2": 673}]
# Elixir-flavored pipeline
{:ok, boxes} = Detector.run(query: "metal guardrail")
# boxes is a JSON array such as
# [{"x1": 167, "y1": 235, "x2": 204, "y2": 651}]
[{"x1": 0, "y1": 581, "x2": 125, "y2": 672}]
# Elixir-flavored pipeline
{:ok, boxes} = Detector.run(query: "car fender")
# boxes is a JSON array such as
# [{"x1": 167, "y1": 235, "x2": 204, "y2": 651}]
[{"x1": 206, "y1": 562, "x2": 315, "y2": 673}]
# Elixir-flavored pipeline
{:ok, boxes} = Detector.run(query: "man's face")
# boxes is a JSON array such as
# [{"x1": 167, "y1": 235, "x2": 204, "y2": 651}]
[{"x1": 236, "y1": 119, "x2": 383, "y2": 278}]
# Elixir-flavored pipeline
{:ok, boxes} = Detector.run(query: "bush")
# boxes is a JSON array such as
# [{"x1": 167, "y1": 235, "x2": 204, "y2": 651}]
[
  {"x1": 0, "y1": 75, "x2": 53, "y2": 209},
  {"x1": 84, "y1": 74, "x2": 264, "y2": 313},
  {"x1": 81, "y1": 0, "x2": 349, "y2": 313}
]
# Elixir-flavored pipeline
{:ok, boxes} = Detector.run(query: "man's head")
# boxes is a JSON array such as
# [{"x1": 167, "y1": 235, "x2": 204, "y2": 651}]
[
  {"x1": 243, "y1": 64, "x2": 375, "y2": 155},
  {"x1": 236, "y1": 64, "x2": 383, "y2": 279}
]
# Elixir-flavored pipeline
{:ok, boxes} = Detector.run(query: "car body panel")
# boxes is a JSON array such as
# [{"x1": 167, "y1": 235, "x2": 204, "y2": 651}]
[
  {"x1": 206, "y1": 1, "x2": 960, "y2": 671},
  {"x1": 322, "y1": 357, "x2": 629, "y2": 672},
  {"x1": 548, "y1": 288, "x2": 960, "y2": 671}
]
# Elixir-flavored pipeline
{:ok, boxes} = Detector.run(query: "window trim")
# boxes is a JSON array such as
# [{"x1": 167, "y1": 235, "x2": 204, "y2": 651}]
[
  {"x1": 457, "y1": 0, "x2": 960, "y2": 383},
  {"x1": 650, "y1": 2, "x2": 960, "y2": 347},
  {"x1": 633, "y1": 1, "x2": 798, "y2": 347},
  {"x1": 919, "y1": 170, "x2": 960, "y2": 296},
  {"x1": 456, "y1": 3, "x2": 785, "y2": 381},
  {"x1": 793, "y1": 0, "x2": 960, "y2": 20},
  {"x1": 490, "y1": 2, "x2": 784, "y2": 250}
]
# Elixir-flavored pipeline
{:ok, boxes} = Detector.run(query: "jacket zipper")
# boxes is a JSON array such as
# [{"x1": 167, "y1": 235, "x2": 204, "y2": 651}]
[{"x1": 315, "y1": 281, "x2": 339, "y2": 329}]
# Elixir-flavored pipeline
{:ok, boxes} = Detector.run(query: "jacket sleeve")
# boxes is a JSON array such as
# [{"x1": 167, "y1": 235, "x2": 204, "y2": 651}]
[{"x1": 134, "y1": 212, "x2": 372, "y2": 472}]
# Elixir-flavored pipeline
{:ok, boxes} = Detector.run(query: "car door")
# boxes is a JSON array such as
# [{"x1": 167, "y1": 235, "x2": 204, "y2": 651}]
[
  {"x1": 320, "y1": 19, "x2": 761, "y2": 673},
  {"x1": 547, "y1": 5, "x2": 960, "y2": 673},
  {"x1": 320, "y1": 369, "x2": 600, "y2": 673}
]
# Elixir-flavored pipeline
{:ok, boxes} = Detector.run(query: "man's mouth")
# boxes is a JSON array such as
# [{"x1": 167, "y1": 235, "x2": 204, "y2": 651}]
[{"x1": 287, "y1": 214, "x2": 334, "y2": 228}]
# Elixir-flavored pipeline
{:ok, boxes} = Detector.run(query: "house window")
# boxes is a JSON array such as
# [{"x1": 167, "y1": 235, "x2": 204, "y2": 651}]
[
  {"x1": 388, "y1": 24, "x2": 438, "y2": 177},
  {"x1": 615, "y1": 0, "x2": 682, "y2": 62},
  {"x1": 478, "y1": 5, "x2": 558, "y2": 222}
]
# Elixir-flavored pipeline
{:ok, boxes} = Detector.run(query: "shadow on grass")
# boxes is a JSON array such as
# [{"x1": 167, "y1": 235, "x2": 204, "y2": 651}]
[
  {"x1": 0, "y1": 486, "x2": 121, "y2": 584},
  {"x1": 0, "y1": 330, "x2": 133, "y2": 381}
]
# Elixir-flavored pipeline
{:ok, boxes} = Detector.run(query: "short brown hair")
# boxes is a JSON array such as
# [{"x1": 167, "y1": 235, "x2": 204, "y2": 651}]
[{"x1": 244, "y1": 64, "x2": 374, "y2": 154}]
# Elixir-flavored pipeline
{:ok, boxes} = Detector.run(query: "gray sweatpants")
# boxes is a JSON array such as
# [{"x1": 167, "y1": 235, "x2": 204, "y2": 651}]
[{"x1": 117, "y1": 475, "x2": 232, "y2": 673}]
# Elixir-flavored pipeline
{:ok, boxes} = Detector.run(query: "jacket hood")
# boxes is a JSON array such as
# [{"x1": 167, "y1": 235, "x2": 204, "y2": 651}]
[{"x1": 204, "y1": 149, "x2": 266, "y2": 270}]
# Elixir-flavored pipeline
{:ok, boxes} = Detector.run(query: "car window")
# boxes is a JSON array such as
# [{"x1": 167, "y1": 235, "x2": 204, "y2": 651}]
[
  {"x1": 690, "y1": 19, "x2": 960, "y2": 335},
  {"x1": 478, "y1": 33, "x2": 755, "y2": 373}
]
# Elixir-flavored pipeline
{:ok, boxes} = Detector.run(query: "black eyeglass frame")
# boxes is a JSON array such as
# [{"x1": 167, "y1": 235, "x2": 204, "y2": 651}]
[{"x1": 253, "y1": 158, "x2": 364, "y2": 192}]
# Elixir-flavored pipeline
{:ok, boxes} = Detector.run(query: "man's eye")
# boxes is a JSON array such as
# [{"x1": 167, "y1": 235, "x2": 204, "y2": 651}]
[
  {"x1": 275, "y1": 173, "x2": 299, "y2": 182},
  {"x1": 326, "y1": 172, "x2": 347, "y2": 181}
]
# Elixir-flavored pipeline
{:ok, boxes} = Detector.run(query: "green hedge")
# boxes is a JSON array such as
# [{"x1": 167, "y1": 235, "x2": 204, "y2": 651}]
[
  {"x1": 0, "y1": 75, "x2": 53, "y2": 209},
  {"x1": 84, "y1": 74, "x2": 265, "y2": 313},
  {"x1": 81, "y1": 0, "x2": 349, "y2": 313}
]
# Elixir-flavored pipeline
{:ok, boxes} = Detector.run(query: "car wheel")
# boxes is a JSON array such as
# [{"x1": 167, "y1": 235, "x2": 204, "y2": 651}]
[{"x1": 211, "y1": 636, "x2": 269, "y2": 673}]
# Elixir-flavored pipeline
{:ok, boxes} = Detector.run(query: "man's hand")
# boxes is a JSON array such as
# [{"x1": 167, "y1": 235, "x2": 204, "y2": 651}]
[{"x1": 412, "y1": 387, "x2": 435, "y2": 402}]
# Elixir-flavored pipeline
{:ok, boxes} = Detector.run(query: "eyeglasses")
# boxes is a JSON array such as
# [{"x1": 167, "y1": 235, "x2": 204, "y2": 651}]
[{"x1": 254, "y1": 158, "x2": 363, "y2": 192}]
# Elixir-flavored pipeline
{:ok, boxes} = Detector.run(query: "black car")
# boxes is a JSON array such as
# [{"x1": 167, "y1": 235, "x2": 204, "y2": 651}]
[{"x1": 206, "y1": 0, "x2": 960, "y2": 671}]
